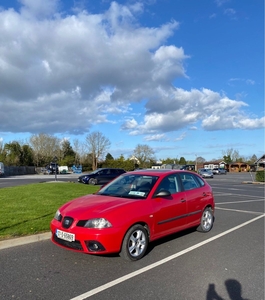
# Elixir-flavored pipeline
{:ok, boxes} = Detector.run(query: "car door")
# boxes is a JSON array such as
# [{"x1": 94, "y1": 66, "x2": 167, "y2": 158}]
[
  {"x1": 97, "y1": 169, "x2": 110, "y2": 184},
  {"x1": 179, "y1": 172, "x2": 208, "y2": 227},
  {"x1": 109, "y1": 169, "x2": 119, "y2": 181},
  {"x1": 152, "y1": 174, "x2": 187, "y2": 239}
]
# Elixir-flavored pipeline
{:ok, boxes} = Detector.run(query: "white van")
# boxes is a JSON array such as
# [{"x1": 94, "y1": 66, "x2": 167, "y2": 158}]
[{"x1": 0, "y1": 162, "x2": 4, "y2": 176}]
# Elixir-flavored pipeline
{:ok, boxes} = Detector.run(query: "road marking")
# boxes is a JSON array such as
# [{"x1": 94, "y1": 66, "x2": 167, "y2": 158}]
[
  {"x1": 216, "y1": 207, "x2": 263, "y2": 215},
  {"x1": 216, "y1": 199, "x2": 264, "y2": 204},
  {"x1": 70, "y1": 214, "x2": 265, "y2": 300},
  {"x1": 214, "y1": 193, "x2": 261, "y2": 198}
]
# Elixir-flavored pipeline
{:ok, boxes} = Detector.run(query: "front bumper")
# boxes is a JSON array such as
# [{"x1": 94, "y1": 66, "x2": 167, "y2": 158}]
[{"x1": 50, "y1": 220, "x2": 124, "y2": 255}]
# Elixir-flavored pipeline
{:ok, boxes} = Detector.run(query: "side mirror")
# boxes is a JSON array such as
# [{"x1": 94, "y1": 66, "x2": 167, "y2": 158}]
[{"x1": 154, "y1": 190, "x2": 171, "y2": 197}]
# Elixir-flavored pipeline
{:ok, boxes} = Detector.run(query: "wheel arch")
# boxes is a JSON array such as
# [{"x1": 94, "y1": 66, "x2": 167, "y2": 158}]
[{"x1": 120, "y1": 221, "x2": 151, "y2": 250}]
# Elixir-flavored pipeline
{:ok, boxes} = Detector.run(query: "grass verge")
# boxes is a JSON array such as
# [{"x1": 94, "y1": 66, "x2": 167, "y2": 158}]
[{"x1": 0, "y1": 182, "x2": 99, "y2": 240}]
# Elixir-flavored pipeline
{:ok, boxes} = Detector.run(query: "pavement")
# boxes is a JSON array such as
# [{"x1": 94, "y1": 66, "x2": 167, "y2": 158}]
[{"x1": 0, "y1": 232, "x2": 51, "y2": 250}]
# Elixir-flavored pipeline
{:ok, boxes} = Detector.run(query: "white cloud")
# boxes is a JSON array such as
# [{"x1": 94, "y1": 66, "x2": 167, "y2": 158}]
[
  {"x1": 215, "y1": 0, "x2": 230, "y2": 7},
  {"x1": 224, "y1": 8, "x2": 236, "y2": 18},
  {"x1": 0, "y1": 1, "x2": 263, "y2": 141},
  {"x1": 19, "y1": 0, "x2": 60, "y2": 18},
  {"x1": 144, "y1": 134, "x2": 166, "y2": 141},
  {"x1": 121, "y1": 87, "x2": 263, "y2": 134}
]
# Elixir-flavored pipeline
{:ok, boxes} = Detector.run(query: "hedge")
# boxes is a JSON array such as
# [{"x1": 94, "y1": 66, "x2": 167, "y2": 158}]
[{"x1": 256, "y1": 170, "x2": 265, "y2": 182}]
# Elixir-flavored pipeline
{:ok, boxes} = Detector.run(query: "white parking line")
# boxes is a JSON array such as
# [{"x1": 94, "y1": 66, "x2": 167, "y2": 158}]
[
  {"x1": 216, "y1": 199, "x2": 264, "y2": 205},
  {"x1": 214, "y1": 193, "x2": 261, "y2": 198},
  {"x1": 70, "y1": 214, "x2": 265, "y2": 300},
  {"x1": 216, "y1": 207, "x2": 263, "y2": 215}
]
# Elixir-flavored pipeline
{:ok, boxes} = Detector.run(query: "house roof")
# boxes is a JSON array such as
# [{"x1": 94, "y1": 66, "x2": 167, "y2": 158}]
[{"x1": 255, "y1": 154, "x2": 265, "y2": 164}]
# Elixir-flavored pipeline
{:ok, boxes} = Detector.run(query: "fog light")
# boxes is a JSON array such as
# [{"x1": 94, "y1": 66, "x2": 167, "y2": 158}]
[{"x1": 86, "y1": 241, "x2": 105, "y2": 252}]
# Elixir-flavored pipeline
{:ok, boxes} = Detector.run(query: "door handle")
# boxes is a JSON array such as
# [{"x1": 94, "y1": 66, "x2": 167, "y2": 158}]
[
  {"x1": 202, "y1": 192, "x2": 207, "y2": 197},
  {"x1": 180, "y1": 199, "x2": 186, "y2": 203}
]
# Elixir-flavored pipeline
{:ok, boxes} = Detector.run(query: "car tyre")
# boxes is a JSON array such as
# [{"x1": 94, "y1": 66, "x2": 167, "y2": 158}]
[
  {"x1": 120, "y1": 224, "x2": 149, "y2": 261},
  {"x1": 197, "y1": 207, "x2": 214, "y2": 232},
  {"x1": 89, "y1": 178, "x2": 97, "y2": 185}
]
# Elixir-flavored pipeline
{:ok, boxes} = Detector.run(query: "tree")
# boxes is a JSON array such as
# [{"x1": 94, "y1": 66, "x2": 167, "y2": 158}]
[
  {"x1": 85, "y1": 131, "x2": 111, "y2": 170},
  {"x1": 222, "y1": 148, "x2": 240, "y2": 162},
  {"x1": 29, "y1": 133, "x2": 60, "y2": 166},
  {"x1": 105, "y1": 153, "x2": 114, "y2": 160},
  {"x1": 61, "y1": 139, "x2": 75, "y2": 157},
  {"x1": 72, "y1": 138, "x2": 86, "y2": 166},
  {"x1": 248, "y1": 154, "x2": 258, "y2": 164},
  {"x1": 223, "y1": 155, "x2": 232, "y2": 164},
  {"x1": 162, "y1": 157, "x2": 179, "y2": 165},
  {"x1": 21, "y1": 144, "x2": 34, "y2": 166},
  {"x1": 179, "y1": 156, "x2": 186, "y2": 165},
  {"x1": 133, "y1": 144, "x2": 155, "y2": 168},
  {"x1": 4, "y1": 141, "x2": 22, "y2": 166},
  {"x1": 196, "y1": 156, "x2": 206, "y2": 163},
  {"x1": 60, "y1": 139, "x2": 76, "y2": 166}
]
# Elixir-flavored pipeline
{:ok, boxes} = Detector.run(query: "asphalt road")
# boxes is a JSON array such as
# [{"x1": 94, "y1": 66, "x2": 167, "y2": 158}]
[
  {"x1": 0, "y1": 173, "x2": 81, "y2": 188},
  {"x1": 0, "y1": 173, "x2": 264, "y2": 300}
]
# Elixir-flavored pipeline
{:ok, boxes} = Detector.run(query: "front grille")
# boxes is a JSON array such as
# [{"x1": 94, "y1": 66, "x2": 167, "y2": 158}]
[
  {"x1": 62, "y1": 217, "x2": 74, "y2": 229},
  {"x1": 53, "y1": 234, "x2": 83, "y2": 251}
]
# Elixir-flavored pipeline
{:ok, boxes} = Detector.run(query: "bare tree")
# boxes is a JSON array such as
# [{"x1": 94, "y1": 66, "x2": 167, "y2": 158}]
[
  {"x1": 196, "y1": 156, "x2": 206, "y2": 163},
  {"x1": 85, "y1": 131, "x2": 111, "y2": 170},
  {"x1": 222, "y1": 148, "x2": 241, "y2": 162},
  {"x1": 133, "y1": 144, "x2": 155, "y2": 168},
  {"x1": 29, "y1": 133, "x2": 60, "y2": 166}
]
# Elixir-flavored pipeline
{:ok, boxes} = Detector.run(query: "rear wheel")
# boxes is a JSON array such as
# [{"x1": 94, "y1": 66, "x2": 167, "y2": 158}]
[
  {"x1": 120, "y1": 225, "x2": 149, "y2": 261},
  {"x1": 197, "y1": 207, "x2": 214, "y2": 232}
]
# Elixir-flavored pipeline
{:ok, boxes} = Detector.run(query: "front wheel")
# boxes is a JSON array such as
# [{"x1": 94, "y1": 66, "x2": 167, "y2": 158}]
[
  {"x1": 120, "y1": 225, "x2": 149, "y2": 261},
  {"x1": 89, "y1": 178, "x2": 97, "y2": 185},
  {"x1": 197, "y1": 207, "x2": 214, "y2": 232}
]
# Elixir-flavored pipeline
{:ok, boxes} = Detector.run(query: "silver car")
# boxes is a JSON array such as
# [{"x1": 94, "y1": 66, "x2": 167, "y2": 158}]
[
  {"x1": 198, "y1": 169, "x2": 214, "y2": 178},
  {"x1": 212, "y1": 168, "x2": 227, "y2": 175}
]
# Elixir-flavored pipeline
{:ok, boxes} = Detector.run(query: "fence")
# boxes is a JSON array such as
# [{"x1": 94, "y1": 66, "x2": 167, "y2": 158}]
[{"x1": 3, "y1": 166, "x2": 36, "y2": 176}]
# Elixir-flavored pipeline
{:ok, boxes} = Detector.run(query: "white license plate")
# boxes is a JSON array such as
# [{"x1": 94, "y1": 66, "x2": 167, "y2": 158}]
[{"x1": 56, "y1": 229, "x2": 75, "y2": 242}]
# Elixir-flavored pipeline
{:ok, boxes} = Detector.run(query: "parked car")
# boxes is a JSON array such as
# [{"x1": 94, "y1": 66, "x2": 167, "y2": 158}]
[
  {"x1": 51, "y1": 169, "x2": 215, "y2": 261},
  {"x1": 212, "y1": 168, "x2": 227, "y2": 175},
  {"x1": 46, "y1": 163, "x2": 59, "y2": 174},
  {"x1": 78, "y1": 168, "x2": 126, "y2": 185},
  {"x1": 198, "y1": 169, "x2": 214, "y2": 178}
]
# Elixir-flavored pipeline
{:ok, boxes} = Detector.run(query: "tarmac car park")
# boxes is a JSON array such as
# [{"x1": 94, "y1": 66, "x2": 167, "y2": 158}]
[{"x1": 0, "y1": 172, "x2": 264, "y2": 300}]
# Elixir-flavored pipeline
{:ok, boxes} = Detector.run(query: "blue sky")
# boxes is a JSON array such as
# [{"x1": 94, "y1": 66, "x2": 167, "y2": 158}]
[{"x1": 0, "y1": 0, "x2": 264, "y2": 162}]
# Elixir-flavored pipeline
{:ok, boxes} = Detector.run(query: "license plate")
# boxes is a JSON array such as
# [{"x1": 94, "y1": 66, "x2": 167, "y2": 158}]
[{"x1": 56, "y1": 229, "x2": 75, "y2": 242}]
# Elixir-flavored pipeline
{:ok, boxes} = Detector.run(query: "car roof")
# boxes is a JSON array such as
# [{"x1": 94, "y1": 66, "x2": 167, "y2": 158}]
[{"x1": 126, "y1": 169, "x2": 195, "y2": 176}]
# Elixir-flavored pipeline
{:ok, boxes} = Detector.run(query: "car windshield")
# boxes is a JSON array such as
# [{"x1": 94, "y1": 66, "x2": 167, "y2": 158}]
[{"x1": 97, "y1": 173, "x2": 159, "y2": 199}]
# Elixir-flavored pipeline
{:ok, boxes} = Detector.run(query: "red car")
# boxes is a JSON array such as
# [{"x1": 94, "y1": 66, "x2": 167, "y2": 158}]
[{"x1": 50, "y1": 169, "x2": 215, "y2": 261}]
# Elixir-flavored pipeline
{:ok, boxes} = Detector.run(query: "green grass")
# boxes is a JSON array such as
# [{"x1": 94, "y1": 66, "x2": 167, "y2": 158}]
[{"x1": 0, "y1": 182, "x2": 99, "y2": 240}]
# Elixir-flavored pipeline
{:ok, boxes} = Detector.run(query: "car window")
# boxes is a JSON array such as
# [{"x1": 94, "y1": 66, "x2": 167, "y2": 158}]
[
  {"x1": 98, "y1": 174, "x2": 159, "y2": 199},
  {"x1": 98, "y1": 169, "x2": 107, "y2": 175},
  {"x1": 155, "y1": 174, "x2": 181, "y2": 194},
  {"x1": 194, "y1": 174, "x2": 205, "y2": 187},
  {"x1": 179, "y1": 173, "x2": 200, "y2": 190}
]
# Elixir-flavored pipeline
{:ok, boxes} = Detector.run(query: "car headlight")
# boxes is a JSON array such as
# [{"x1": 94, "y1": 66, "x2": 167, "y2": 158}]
[
  {"x1": 54, "y1": 210, "x2": 62, "y2": 221},
  {"x1": 84, "y1": 218, "x2": 112, "y2": 228}
]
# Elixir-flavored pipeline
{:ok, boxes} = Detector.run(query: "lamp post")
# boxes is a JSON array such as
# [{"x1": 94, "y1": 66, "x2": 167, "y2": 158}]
[{"x1": 53, "y1": 156, "x2": 58, "y2": 181}]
